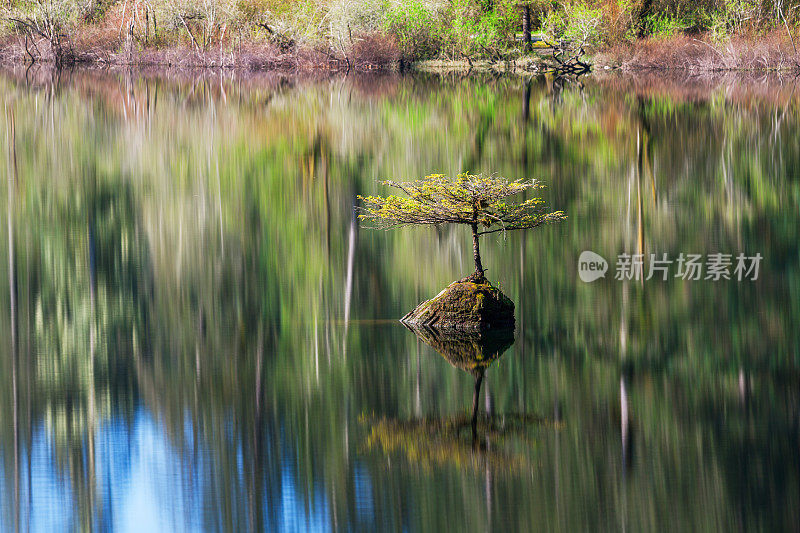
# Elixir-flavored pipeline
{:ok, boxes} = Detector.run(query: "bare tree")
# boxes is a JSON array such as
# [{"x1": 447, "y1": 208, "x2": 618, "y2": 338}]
[{"x1": 5, "y1": 0, "x2": 79, "y2": 65}]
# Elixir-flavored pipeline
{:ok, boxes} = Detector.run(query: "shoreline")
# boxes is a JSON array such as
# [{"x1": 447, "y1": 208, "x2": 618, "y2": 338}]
[
  {"x1": 2, "y1": 35, "x2": 800, "y2": 76},
  {"x1": 3, "y1": 57, "x2": 800, "y2": 114}
]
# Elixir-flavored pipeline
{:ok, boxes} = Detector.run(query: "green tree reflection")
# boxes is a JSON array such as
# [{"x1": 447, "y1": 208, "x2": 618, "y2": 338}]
[{"x1": 0, "y1": 70, "x2": 797, "y2": 531}]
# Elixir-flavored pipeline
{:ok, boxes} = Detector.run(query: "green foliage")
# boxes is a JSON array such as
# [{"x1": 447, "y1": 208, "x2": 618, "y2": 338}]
[
  {"x1": 543, "y1": 2, "x2": 604, "y2": 46},
  {"x1": 3, "y1": 0, "x2": 800, "y2": 61},
  {"x1": 470, "y1": 0, "x2": 521, "y2": 53},
  {"x1": 2, "y1": 0, "x2": 82, "y2": 32},
  {"x1": 383, "y1": 0, "x2": 441, "y2": 59},
  {"x1": 720, "y1": 0, "x2": 761, "y2": 31},
  {"x1": 359, "y1": 173, "x2": 565, "y2": 277},
  {"x1": 709, "y1": 10, "x2": 732, "y2": 42},
  {"x1": 645, "y1": 12, "x2": 688, "y2": 37},
  {"x1": 702, "y1": 0, "x2": 761, "y2": 41},
  {"x1": 358, "y1": 173, "x2": 566, "y2": 233},
  {"x1": 151, "y1": 0, "x2": 239, "y2": 49}
]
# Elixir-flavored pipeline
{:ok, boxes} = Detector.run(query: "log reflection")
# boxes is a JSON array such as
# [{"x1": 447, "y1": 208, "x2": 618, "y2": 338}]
[
  {"x1": 405, "y1": 325, "x2": 514, "y2": 442},
  {"x1": 361, "y1": 325, "x2": 547, "y2": 472}
]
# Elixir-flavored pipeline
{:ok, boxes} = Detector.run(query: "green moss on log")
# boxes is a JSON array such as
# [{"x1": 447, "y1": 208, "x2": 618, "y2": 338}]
[{"x1": 400, "y1": 279, "x2": 514, "y2": 331}]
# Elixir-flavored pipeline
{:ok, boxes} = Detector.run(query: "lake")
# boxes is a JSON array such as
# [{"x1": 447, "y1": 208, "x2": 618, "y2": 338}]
[{"x1": 0, "y1": 67, "x2": 798, "y2": 531}]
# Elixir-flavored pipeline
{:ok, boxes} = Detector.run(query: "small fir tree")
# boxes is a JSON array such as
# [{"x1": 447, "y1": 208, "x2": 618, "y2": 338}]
[{"x1": 358, "y1": 173, "x2": 566, "y2": 281}]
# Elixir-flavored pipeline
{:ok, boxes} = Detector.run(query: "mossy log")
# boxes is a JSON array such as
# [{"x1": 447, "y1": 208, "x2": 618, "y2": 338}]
[{"x1": 400, "y1": 278, "x2": 515, "y2": 331}]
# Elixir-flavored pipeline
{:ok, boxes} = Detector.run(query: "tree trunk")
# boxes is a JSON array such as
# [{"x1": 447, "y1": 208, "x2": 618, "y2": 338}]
[
  {"x1": 7, "y1": 106, "x2": 19, "y2": 533},
  {"x1": 522, "y1": 78, "x2": 532, "y2": 171},
  {"x1": 471, "y1": 223, "x2": 484, "y2": 278},
  {"x1": 637, "y1": 0, "x2": 653, "y2": 38},
  {"x1": 522, "y1": 5, "x2": 532, "y2": 52},
  {"x1": 471, "y1": 371, "x2": 484, "y2": 440}
]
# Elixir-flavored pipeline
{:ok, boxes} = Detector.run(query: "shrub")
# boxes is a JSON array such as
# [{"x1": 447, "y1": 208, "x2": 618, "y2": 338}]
[
  {"x1": 383, "y1": 0, "x2": 442, "y2": 59},
  {"x1": 602, "y1": 0, "x2": 638, "y2": 43},
  {"x1": 544, "y1": 2, "x2": 604, "y2": 46},
  {"x1": 645, "y1": 12, "x2": 688, "y2": 37},
  {"x1": 471, "y1": 0, "x2": 521, "y2": 55},
  {"x1": 2, "y1": 0, "x2": 84, "y2": 63},
  {"x1": 327, "y1": 0, "x2": 386, "y2": 53},
  {"x1": 709, "y1": 10, "x2": 732, "y2": 42},
  {"x1": 350, "y1": 31, "x2": 401, "y2": 67},
  {"x1": 77, "y1": 0, "x2": 112, "y2": 22}
]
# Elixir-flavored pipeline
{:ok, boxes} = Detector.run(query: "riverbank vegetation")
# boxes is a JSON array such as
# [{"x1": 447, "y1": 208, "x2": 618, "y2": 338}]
[{"x1": 1, "y1": 0, "x2": 800, "y2": 70}]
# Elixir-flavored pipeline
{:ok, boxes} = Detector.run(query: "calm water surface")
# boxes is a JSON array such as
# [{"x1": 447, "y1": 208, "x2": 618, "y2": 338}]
[{"x1": 0, "y1": 69, "x2": 798, "y2": 531}]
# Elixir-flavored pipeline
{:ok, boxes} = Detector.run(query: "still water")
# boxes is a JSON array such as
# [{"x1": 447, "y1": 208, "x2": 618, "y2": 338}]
[{"x1": 0, "y1": 68, "x2": 798, "y2": 531}]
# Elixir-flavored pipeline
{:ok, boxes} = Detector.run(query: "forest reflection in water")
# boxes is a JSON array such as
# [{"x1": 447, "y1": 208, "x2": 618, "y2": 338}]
[{"x1": 0, "y1": 66, "x2": 798, "y2": 531}]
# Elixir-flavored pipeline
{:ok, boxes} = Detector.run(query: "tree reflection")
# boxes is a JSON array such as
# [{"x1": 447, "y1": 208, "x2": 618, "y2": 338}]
[
  {"x1": 363, "y1": 326, "x2": 550, "y2": 473},
  {"x1": 406, "y1": 326, "x2": 514, "y2": 440},
  {"x1": 0, "y1": 69, "x2": 798, "y2": 531}
]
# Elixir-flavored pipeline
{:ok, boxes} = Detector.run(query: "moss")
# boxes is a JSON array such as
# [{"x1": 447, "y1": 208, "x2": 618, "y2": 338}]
[
  {"x1": 472, "y1": 292, "x2": 485, "y2": 314},
  {"x1": 404, "y1": 325, "x2": 515, "y2": 373},
  {"x1": 400, "y1": 278, "x2": 514, "y2": 331}
]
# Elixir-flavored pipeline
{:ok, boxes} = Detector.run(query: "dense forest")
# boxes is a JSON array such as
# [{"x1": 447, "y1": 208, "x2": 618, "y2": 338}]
[{"x1": 2, "y1": 0, "x2": 800, "y2": 68}]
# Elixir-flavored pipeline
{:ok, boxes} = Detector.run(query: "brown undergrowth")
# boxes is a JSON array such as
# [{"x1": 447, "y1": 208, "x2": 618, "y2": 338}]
[
  {"x1": 598, "y1": 31, "x2": 800, "y2": 71},
  {"x1": 3, "y1": 23, "x2": 800, "y2": 74},
  {"x1": 0, "y1": 29, "x2": 401, "y2": 72},
  {"x1": 591, "y1": 69, "x2": 800, "y2": 106}
]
